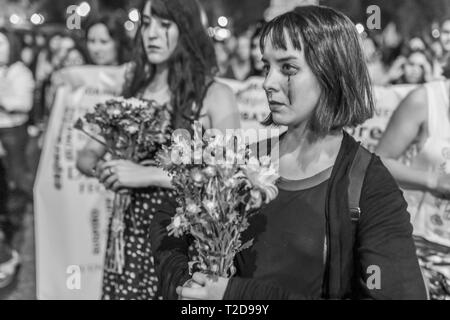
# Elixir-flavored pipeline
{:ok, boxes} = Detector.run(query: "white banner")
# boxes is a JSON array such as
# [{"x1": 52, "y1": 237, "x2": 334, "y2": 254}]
[
  {"x1": 220, "y1": 76, "x2": 417, "y2": 150},
  {"x1": 218, "y1": 76, "x2": 271, "y2": 129},
  {"x1": 34, "y1": 65, "x2": 125, "y2": 300}
]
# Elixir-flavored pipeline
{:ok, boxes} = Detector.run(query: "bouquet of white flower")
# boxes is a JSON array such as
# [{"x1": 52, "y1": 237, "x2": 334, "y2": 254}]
[
  {"x1": 75, "y1": 97, "x2": 172, "y2": 273},
  {"x1": 157, "y1": 128, "x2": 279, "y2": 279}
]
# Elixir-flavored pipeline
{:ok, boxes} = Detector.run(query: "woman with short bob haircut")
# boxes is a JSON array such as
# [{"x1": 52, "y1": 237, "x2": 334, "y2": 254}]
[{"x1": 152, "y1": 5, "x2": 427, "y2": 300}]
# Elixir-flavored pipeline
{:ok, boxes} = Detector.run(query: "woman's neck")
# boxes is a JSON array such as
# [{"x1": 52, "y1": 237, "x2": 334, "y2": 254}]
[
  {"x1": 146, "y1": 62, "x2": 170, "y2": 92},
  {"x1": 278, "y1": 123, "x2": 343, "y2": 179}
]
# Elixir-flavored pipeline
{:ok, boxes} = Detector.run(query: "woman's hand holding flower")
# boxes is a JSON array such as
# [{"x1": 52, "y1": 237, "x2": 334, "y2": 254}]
[
  {"x1": 176, "y1": 272, "x2": 229, "y2": 300},
  {"x1": 98, "y1": 160, "x2": 154, "y2": 191}
]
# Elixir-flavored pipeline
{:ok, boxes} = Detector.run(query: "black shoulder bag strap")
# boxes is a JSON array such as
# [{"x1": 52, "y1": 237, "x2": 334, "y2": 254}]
[
  {"x1": 347, "y1": 144, "x2": 371, "y2": 298},
  {"x1": 348, "y1": 145, "x2": 372, "y2": 234}
]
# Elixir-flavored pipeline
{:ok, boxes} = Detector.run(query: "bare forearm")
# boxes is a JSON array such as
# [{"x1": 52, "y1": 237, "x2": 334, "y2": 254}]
[
  {"x1": 380, "y1": 157, "x2": 436, "y2": 192},
  {"x1": 146, "y1": 166, "x2": 173, "y2": 189}
]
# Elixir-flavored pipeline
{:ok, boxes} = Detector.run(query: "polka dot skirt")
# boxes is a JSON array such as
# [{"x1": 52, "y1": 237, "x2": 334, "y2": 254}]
[{"x1": 102, "y1": 188, "x2": 176, "y2": 300}]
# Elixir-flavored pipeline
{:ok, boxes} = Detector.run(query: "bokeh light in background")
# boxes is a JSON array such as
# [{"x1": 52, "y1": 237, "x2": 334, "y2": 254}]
[
  {"x1": 76, "y1": 1, "x2": 91, "y2": 17},
  {"x1": 30, "y1": 13, "x2": 45, "y2": 25},
  {"x1": 9, "y1": 13, "x2": 21, "y2": 25},
  {"x1": 128, "y1": 8, "x2": 139, "y2": 22},
  {"x1": 432, "y1": 29, "x2": 440, "y2": 39},
  {"x1": 214, "y1": 26, "x2": 231, "y2": 41},
  {"x1": 355, "y1": 23, "x2": 365, "y2": 34},
  {"x1": 218, "y1": 16, "x2": 228, "y2": 28},
  {"x1": 124, "y1": 20, "x2": 135, "y2": 31}
]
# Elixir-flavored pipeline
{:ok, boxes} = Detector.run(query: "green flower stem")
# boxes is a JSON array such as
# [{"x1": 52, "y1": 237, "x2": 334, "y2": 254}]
[{"x1": 76, "y1": 126, "x2": 119, "y2": 157}]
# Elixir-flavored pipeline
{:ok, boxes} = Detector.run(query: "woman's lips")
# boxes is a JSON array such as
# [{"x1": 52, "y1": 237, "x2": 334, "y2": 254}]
[
  {"x1": 268, "y1": 101, "x2": 285, "y2": 111},
  {"x1": 146, "y1": 45, "x2": 161, "y2": 51}
]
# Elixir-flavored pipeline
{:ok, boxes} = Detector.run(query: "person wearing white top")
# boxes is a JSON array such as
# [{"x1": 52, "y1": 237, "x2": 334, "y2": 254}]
[
  {"x1": 377, "y1": 80, "x2": 450, "y2": 299},
  {"x1": 0, "y1": 28, "x2": 35, "y2": 197},
  {"x1": 0, "y1": 28, "x2": 32, "y2": 290}
]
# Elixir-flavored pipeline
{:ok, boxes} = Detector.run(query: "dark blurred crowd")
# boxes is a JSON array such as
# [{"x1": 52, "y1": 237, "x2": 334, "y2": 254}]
[
  {"x1": 0, "y1": 12, "x2": 135, "y2": 289},
  {"x1": 361, "y1": 20, "x2": 450, "y2": 86}
]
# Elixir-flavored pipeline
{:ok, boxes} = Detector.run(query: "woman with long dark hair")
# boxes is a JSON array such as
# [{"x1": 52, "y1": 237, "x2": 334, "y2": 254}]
[
  {"x1": 153, "y1": 6, "x2": 427, "y2": 300},
  {"x1": 76, "y1": 0, "x2": 240, "y2": 300}
]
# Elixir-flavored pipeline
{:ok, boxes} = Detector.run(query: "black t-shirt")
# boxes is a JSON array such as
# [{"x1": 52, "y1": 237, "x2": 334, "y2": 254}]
[{"x1": 235, "y1": 166, "x2": 332, "y2": 299}]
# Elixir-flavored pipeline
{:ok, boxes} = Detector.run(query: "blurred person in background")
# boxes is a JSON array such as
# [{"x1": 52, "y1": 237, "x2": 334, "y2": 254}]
[
  {"x1": 223, "y1": 31, "x2": 252, "y2": 80},
  {"x1": 49, "y1": 13, "x2": 131, "y2": 91},
  {"x1": 431, "y1": 40, "x2": 444, "y2": 60},
  {"x1": 376, "y1": 71, "x2": 450, "y2": 299},
  {"x1": 214, "y1": 40, "x2": 231, "y2": 78},
  {"x1": 38, "y1": 34, "x2": 87, "y2": 119},
  {"x1": 0, "y1": 28, "x2": 34, "y2": 287},
  {"x1": 408, "y1": 36, "x2": 427, "y2": 52},
  {"x1": 436, "y1": 16, "x2": 450, "y2": 78},
  {"x1": 61, "y1": 44, "x2": 88, "y2": 68},
  {"x1": 35, "y1": 31, "x2": 65, "y2": 84},
  {"x1": 0, "y1": 28, "x2": 35, "y2": 199},
  {"x1": 0, "y1": 157, "x2": 20, "y2": 290},
  {"x1": 18, "y1": 31, "x2": 38, "y2": 74},
  {"x1": 379, "y1": 22, "x2": 404, "y2": 68},
  {"x1": 430, "y1": 40, "x2": 445, "y2": 80},
  {"x1": 39, "y1": 38, "x2": 88, "y2": 127},
  {"x1": 390, "y1": 49, "x2": 433, "y2": 85},
  {"x1": 34, "y1": 31, "x2": 77, "y2": 122},
  {"x1": 248, "y1": 21, "x2": 265, "y2": 78},
  {"x1": 362, "y1": 34, "x2": 390, "y2": 85},
  {"x1": 85, "y1": 14, "x2": 131, "y2": 66}
]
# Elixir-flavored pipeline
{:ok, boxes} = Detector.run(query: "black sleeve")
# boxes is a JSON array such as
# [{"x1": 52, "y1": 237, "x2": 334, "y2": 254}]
[
  {"x1": 355, "y1": 155, "x2": 428, "y2": 300},
  {"x1": 223, "y1": 276, "x2": 313, "y2": 300},
  {"x1": 149, "y1": 199, "x2": 192, "y2": 300}
]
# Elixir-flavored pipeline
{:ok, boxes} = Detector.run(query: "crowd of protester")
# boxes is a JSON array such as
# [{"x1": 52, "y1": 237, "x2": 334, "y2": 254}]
[{"x1": 0, "y1": 5, "x2": 450, "y2": 298}]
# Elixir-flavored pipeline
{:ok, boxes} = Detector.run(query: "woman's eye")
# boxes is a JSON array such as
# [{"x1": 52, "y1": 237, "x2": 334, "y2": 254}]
[
  {"x1": 161, "y1": 21, "x2": 172, "y2": 28},
  {"x1": 262, "y1": 64, "x2": 270, "y2": 75},
  {"x1": 281, "y1": 64, "x2": 298, "y2": 75}
]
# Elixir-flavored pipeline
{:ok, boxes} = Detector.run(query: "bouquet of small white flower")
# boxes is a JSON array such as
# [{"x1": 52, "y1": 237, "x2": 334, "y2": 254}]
[
  {"x1": 157, "y1": 128, "x2": 279, "y2": 279},
  {"x1": 75, "y1": 97, "x2": 172, "y2": 273}
]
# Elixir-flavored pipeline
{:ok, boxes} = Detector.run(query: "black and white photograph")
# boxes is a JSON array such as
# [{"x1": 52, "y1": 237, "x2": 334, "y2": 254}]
[{"x1": 0, "y1": 0, "x2": 449, "y2": 306}]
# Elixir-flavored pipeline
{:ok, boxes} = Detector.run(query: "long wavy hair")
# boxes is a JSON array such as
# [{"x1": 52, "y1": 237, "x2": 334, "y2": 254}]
[{"x1": 123, "y1": 0, "x2": 217, "y2": 131}]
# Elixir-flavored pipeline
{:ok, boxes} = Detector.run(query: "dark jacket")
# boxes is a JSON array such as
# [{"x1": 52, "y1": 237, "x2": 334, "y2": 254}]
[{"x1": 150, "y1": 131, "x2": 428, "y2": 300}]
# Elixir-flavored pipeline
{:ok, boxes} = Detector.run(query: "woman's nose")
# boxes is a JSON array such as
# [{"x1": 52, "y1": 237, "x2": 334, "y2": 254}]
[
  {"x1": 263, "y1": 68, "x2": 280, "y2": 94},
  {"x1": 144, "y1": 21, "x2": 159, "y2": 40},
  {"x1": 89, "y1": 40, "x2": 101, "y2": 49}
]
